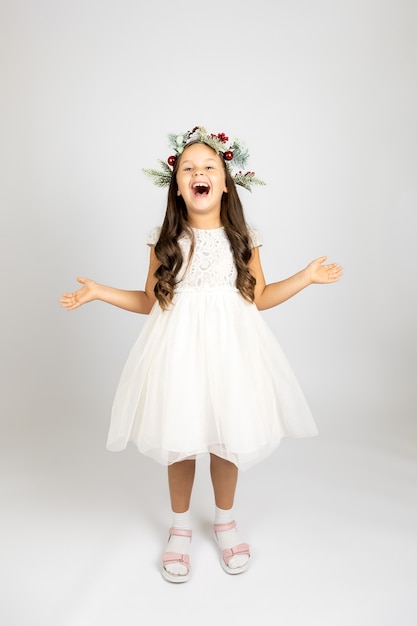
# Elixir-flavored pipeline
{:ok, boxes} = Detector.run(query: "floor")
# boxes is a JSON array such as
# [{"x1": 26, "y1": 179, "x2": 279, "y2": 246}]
[{"x1": 2, "y1": 413, "x2": 417, "y2": 626}]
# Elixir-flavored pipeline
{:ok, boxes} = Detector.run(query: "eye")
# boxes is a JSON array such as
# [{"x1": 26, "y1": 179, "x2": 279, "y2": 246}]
[
  {"x1": 206, "y1": 166, "x2": 214, "y2": 170},
  {"x1": 183, "y1": 167, "x2": 192, "y2": 172}
]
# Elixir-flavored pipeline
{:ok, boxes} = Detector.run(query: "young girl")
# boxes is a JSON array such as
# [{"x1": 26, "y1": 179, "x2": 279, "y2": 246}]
[{"x1": 60, "y1": 126, "x2": 342, "y2": 584}]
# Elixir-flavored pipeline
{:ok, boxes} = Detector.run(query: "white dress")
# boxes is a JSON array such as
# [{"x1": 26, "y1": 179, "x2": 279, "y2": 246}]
[{"x1": 106, "y1": 226, "x2": 318, "y2": 471}]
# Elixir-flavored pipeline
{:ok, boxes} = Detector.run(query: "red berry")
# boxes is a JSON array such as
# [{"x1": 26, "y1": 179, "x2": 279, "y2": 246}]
[
  {"x1": 224, "y1": 150, "x2": 233, "y2": 161},
  {"x1": 217, "y1": 132, "x2": 229, "y2": 143},
  {"x1": 167, "y1": 155, "x2": 176, "y2": 166}
]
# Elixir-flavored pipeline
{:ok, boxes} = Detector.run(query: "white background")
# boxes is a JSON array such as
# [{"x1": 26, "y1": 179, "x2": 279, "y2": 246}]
[{"x1": 1, "y1": 1, "x2": 416, "y2": 624}]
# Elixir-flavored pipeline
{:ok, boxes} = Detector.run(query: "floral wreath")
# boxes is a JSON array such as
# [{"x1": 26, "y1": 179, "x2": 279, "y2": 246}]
[{"x1": 143, "y1": 126, "x2": 266, "y2": 192}]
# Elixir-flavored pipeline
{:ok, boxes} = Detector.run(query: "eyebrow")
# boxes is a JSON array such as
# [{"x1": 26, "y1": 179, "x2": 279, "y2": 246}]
[{"x1": 181, "y1": 157, "x2": 218, "y2": 165}]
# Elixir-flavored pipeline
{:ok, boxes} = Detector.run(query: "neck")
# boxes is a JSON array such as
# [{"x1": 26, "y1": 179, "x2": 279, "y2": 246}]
[{"x1": 187, "y1": 214, "x2": 222, "y2": 230}]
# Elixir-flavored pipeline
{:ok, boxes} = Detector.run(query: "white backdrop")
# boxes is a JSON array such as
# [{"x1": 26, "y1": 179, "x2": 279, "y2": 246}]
[{"x1": 1, "y1": 1, "x2": 416, "y2": 625}]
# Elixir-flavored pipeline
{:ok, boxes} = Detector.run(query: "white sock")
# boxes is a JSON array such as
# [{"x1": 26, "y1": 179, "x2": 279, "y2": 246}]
[
  {"x1": 214, "y1": 506, "x2": 249, "y2": 569},
  {"x1": 164, "y1": 510, "x2": 192, "y2": 577}
]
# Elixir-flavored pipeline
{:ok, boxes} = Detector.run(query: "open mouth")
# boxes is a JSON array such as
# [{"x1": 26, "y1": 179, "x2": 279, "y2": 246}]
[{"x1": 192, "y1": 182, "x2": 210, "y2": 196}]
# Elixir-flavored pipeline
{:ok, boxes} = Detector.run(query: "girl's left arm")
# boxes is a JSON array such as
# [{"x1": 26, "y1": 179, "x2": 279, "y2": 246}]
[{"x1": 249, "y1": 247, "x2": 343, "y2": 311}]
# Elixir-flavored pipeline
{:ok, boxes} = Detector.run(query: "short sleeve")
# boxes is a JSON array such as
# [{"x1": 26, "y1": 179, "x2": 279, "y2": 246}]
[
  {"x1": 147, "y1": 226, "x2": 161, "y2": 246},
  {"x1": 248, "y1": 227, "x2": 262, "y2": 249}
]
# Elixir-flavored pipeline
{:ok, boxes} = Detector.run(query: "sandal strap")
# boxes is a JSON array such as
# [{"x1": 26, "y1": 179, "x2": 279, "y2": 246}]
[
  {"x1": 168, "y1": 527, "x2": 192, "y2": 538},
  {"x1": 163, "y1": 551, "x2": 190, "y2": 567},
  {"x1": 222, "y1": 543, "x2": 250, "y2": 565},
  {"x1": 213, "y1": 521, "x2": 236, "y2": 533}
]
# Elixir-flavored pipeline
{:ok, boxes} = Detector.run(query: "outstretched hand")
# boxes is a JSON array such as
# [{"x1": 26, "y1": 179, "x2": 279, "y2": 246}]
[
  {"x1": 306, "y1": 256, "x2": 343, "y2": 284},
  {"x1": 59, "y1": 277, "x2": 98, "y2": 311}
]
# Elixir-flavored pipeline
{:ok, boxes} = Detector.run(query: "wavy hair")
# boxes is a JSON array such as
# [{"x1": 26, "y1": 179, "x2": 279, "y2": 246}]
[{"x1": 154, "y1": 143, "x2": 256, "y2": 310}]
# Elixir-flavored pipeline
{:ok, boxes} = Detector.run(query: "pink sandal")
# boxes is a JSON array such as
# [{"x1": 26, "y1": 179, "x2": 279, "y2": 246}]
[
  {"x1": 162, "y1": 528, "x2": 192, "y2": 583},
  {"x1": 213, "y1": 521, "x2": 250, "y2": 575}
]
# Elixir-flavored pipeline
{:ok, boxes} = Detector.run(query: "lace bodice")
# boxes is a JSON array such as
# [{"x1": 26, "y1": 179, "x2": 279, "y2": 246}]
[{"x1": 147, "y1": 226, "x2": 262, "y2": 291}]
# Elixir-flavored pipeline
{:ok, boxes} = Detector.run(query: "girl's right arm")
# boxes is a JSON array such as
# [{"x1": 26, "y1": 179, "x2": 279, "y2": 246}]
[{"x1": 59, "y1": 246, "x2": 159, "y2": 314}]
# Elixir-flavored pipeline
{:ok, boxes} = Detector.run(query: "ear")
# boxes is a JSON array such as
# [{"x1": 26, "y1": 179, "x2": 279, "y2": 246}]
[{"x1": 177, "y1": 190, "x2": 181, "y2": 196}]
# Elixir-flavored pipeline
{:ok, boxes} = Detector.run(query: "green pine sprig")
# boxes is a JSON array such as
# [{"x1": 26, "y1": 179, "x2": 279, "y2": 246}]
[
  {"x1": 232, "y1": 172, "x2": 266, "y2": 192},
  {"x1": 229, "y1": 142, "x2": 250, "y2": 169},
  {"x1": 142, "y1": 160, "x2": 172, "y2": 187}
]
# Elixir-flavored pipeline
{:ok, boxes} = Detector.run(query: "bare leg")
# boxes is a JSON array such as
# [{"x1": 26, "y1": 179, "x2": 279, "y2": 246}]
[
  {"x1": 209, "y1": 453, "x2": 238, "y2": 508},
  {"x1": 162, "y1": 460, "x2": 196, "y2": 583},
  {"x1": 167, "y1": 459, "x2": 196, "y2": 512},
  {"x1": 210, "y1": 453, "x2": 250, "y2": 573}
]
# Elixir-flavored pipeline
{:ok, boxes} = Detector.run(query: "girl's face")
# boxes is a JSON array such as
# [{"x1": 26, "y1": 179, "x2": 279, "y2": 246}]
[{"x1": 176, "y1": 143, "x2": 228, "y2": 226}]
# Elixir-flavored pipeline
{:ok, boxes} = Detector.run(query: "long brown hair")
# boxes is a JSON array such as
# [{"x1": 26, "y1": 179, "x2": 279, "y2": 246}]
[{"x1": 154, "y1": 143, "x2": 256, "y2": 309}]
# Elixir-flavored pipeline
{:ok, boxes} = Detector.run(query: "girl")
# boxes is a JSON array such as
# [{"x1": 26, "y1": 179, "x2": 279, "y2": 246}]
[{"x1": 60, "y1": 126, "x2": 343, "y2": 584}]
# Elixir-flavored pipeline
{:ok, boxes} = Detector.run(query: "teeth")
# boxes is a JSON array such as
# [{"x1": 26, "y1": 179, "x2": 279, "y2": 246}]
[{"x1": 192, "y1": 182, "x2": 209, "y2": 189}]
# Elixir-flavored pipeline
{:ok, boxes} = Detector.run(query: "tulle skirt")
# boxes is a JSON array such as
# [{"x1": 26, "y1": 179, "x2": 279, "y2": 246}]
[{"x1": 106, "y1": 288, "x2": 318, "y2": 471}]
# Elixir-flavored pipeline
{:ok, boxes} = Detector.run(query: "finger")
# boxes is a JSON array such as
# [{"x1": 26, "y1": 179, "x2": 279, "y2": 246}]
[{"x1": 329, "y1": 270, "x2": 343, "y2": 280}]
